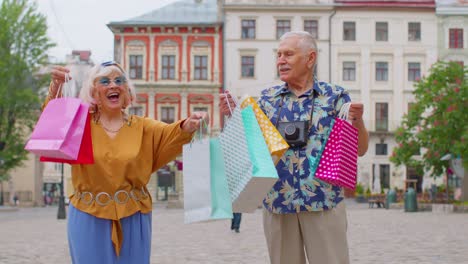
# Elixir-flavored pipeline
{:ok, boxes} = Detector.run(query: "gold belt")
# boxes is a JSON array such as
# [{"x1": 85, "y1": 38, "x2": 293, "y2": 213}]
[{"x1": 74, "y1": 187, "x2": 149, "y2": 206}]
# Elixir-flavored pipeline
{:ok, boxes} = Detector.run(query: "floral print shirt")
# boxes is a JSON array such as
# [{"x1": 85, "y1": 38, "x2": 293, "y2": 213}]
[{"x1": 259, "y1": 79, "x2": 351, "y2": 214}]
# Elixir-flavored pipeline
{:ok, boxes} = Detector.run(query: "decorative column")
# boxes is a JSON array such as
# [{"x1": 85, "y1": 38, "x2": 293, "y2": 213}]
[
  {"x1": 182, "y1": 35, "x2": 188, "y2": 82},
  {"x1": 149, "y1": 33, "x2": 155, "y2": 82},
  {"x1": 148, "y1": 92, "x2": 156, "y2": 119},
  {"x1": 181, "y1": 92, "x2": 188, "y2": 118},
  {"x1": 214, "y1": 33, "x2": 219, "y2": 83}
]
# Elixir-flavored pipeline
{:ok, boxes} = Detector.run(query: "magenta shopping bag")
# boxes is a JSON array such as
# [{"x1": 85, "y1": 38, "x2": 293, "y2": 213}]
[
  {"x1": 315, "y1": 103, "x2": 359, "y2": 190},
  {"x1": 25, "y1": 97, "x2": 89, "y2": 160}
]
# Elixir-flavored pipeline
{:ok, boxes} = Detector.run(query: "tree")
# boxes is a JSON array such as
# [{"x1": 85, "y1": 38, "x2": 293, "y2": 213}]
[
  {"x1": 390, "y1": 61, "x2": 467, "y2": 177},
  {"x1": 0, "y1": 0, "x2": 55, "y2": 182}
]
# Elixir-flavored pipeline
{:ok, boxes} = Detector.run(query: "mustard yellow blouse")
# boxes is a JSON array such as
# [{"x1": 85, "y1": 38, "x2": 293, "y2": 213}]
[
  {"x1": 70, "y1": 114, "x2": 193, "y2": 255},
  {"x1": 42, "y1": 90, "x2": 193, "y2": 255}
]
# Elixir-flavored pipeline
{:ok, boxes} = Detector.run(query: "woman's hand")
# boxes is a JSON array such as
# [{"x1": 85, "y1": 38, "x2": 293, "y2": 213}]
[
  {"x1": 219, "y1": 91, "x2": 237, "y2": 117},
  {"x1": 49, "y1": 66, "x2": 71, "y2": 97},
  {"x1": 182, "y1": 112, "x2": 210, "y2": 133}
]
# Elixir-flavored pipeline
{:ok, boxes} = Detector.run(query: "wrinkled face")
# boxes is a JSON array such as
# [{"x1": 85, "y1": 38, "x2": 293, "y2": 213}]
[
  {"x1": 93, "y1": 71, "x2": 130, "y2": 113},
  {"x1": 276, "y1": 36, "x2": 316, "y2": 84}
]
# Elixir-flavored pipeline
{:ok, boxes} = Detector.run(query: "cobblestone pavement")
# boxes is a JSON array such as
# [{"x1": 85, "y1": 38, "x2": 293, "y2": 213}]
[{"x1": 1, "y1": 200, "x2": 467, "y2": 264}]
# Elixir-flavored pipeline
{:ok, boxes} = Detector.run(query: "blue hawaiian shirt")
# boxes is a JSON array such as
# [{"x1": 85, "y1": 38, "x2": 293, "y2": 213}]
[{"x1": 259, "y1": 79, "x2": 351, "y2": 214}]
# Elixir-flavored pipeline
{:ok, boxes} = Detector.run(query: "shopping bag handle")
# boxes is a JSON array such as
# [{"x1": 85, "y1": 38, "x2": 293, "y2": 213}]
[
  {"x1": 55, "y1": 73, "x2": 73, "y2": 99},
  {"x1": 338, "y1": 103, "x2": 352, "y2": 122},
  {"x1": 224, "y1": 91, "x2": 239, "y2": 116},
  {"x1": 188, "y1": 118, "x2": 209, "y2": 146}
]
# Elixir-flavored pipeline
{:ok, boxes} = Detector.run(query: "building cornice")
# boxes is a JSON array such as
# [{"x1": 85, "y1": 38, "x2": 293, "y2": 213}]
[
  {"x1": 223, "y1": 5, "x2": 334, "y2": 11},
  {"x1": 436, "y1": 6, "x2": 468, "y2": 15}
]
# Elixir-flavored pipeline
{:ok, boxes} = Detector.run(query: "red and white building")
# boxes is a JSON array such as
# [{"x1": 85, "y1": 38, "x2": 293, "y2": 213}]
[{"x1": 107, "y1": 0, "x2": 223, "y2": 132}]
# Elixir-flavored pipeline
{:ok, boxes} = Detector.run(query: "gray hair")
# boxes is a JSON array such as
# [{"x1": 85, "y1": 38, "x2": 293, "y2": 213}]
[
  {"x1": 79, "y1": 64, "x2": 136, "y2": 108},
  {"x1": 280, "y1": 31, "x2": 317, "y2": 52}
]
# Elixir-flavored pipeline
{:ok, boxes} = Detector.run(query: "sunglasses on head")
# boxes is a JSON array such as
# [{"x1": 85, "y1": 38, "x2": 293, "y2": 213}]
[
  {"x1": 98, "y1": 76, "x2": 127, "y2": 86},
  {"x1": 101, "y1": 61, "x2": 125, "y2": 72}
]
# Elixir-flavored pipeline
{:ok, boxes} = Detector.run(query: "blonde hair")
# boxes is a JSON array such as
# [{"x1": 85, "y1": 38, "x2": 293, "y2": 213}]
[{"x1": 79, "y1": 63, "x2": 136, "y2": 109}]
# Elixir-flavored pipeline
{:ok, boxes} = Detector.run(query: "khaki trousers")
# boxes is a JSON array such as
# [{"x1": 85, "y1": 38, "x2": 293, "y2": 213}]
[{"x1": 263, "y1": 202, "x2": 349, "y2": 264}]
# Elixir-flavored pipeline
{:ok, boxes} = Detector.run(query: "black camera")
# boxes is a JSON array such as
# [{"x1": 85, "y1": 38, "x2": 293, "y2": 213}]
[{"x1": 277, "y1": 120, "x2": 309, "y2": 148}]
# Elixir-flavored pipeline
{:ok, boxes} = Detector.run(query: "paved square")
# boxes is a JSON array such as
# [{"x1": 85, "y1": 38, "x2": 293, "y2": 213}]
[{"x1": 0, "y1": 200, "x2": 467, "y2": 264}]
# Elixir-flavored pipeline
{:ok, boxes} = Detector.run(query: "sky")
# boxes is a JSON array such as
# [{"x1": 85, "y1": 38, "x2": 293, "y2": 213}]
[{"x1": 33, "y1": 0, "x2": 178, "y2": 63}]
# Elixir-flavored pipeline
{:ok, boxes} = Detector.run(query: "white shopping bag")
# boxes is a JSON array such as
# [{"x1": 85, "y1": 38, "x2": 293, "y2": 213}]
[{"x1": 183, "y1": 138, "x2": 212, "y2": 224}]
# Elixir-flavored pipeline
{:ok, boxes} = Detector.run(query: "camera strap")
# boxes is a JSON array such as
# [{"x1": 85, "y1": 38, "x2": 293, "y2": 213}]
[{"x1": 274, "y1": 89, "x2": 317, "y2": 132}]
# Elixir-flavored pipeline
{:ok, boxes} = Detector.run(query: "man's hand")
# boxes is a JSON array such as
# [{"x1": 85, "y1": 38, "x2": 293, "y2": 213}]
[
  {"x1": 348, "y1": 103, "x2": 364, "y2": 125},
  {"x1": 219, "y1": 91, "x2": 237, "y2": 117}
]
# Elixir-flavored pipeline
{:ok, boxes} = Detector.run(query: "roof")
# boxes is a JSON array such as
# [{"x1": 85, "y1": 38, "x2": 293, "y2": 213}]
[
  {"x1": 335, "y1": 0, "x2": 436, "y2": 8},
  {"x1": 108, "y1": 0, "x2": 220, "y2": 27}
]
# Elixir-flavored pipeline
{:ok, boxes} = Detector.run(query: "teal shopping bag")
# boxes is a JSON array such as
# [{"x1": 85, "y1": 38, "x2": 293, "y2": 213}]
[
  {"x1": 210, "y1": 138, "x2": 233, "y2": 219},
  {"x1": 183, "y1": 136, "x2": 233, "y2": 224},
  {"x1": 220, "y1": 105, "x2": 278, "y2": 213}
]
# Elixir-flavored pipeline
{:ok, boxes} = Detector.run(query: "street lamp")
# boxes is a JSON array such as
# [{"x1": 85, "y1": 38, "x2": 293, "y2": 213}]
[{"x1": 57, "y1": 163, "x2": 66, "y2": 219}]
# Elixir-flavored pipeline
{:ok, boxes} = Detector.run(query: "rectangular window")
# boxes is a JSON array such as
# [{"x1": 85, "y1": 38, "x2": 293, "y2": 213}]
[
  {"x1": 276, "y1": 20, "x2": 291, "y2": 39},
  {"x1": 375, "y1": 62, "x2": 388, "y2": 81},
  {"x1": 128, "y1": 106, "x2": 144, "y2": 116},
  {"x1": 161, "y1": 107, "x2": 175, "y2": 124},
  {"x1": 408, "y1": 62, "x2": 421, "y2": 82},
  {"x1": 304, "y1": 20, "x2": 318, "y2": 39},
  {"x1": 161, "y1": 55, "x2": 175, "y2": 80},
  {"x1": 194, "y1": 107, "x2": 208, "y2": 112},
  {"x1": 241, "y1": 19, "x2": 256, "y2": 39},
  {"x1": 241, "y1": 56, "x2": 255, "y2": 78},
  {"x1": 449, "y1": 28, "x2": 463, "y2": 49},
  {"x1": 408, "y1": 22, "x2": 421, "y2": 41},
  {"x1": 376, "y1": 103, "x2": 388, "y2": 131},
  {"x1": 343, "y1": 21, "x2": 356, "y2": 41},
  {"x1": 380, "y1": 164, "x2": 390, "y2": 189},
  {"x1": 376, "y1": 22, "x2": 388, "y2": 41},
  {"x1": 376, "y1": 143, "x2": 388, "y2": 155},
  {"x1": 194, "y1": 55, "x2": 208, "y2": 80},
  {"x1": 129, "y1": 55, "x2": 143, "y2": 79},
  {"x1": 342, "y1": 61, "x2": 356, "y2": 81}
]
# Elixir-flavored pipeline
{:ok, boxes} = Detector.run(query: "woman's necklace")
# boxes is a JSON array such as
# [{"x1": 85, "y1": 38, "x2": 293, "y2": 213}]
[{"x1": 100, "y1": 119, "x2": 124, "y2": 133}]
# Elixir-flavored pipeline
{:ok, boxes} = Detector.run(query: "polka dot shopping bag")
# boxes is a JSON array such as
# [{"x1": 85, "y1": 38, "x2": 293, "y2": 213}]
[{"x1": 313, "y1": 103, "x2": 359, "y2": 190}]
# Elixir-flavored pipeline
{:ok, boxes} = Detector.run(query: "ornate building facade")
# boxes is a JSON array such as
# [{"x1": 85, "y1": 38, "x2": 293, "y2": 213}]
[{"x1": 107, "y1": 0, "x2": 223, "y2": 132}]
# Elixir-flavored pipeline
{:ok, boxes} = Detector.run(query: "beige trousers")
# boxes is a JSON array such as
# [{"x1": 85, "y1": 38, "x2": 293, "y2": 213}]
[{"x1": 262, "y1": 202, "x2": 350, "y2": 264}]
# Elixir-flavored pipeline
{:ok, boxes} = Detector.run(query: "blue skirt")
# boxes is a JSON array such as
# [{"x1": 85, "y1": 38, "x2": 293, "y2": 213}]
[{"x1": 67, "y1": 204, "x2": 152, "y2": 264}]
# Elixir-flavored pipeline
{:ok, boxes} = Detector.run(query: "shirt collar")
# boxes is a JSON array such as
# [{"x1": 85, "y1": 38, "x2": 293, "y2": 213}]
[{"x1": 273, "y1": 77, "x2": 325, "y2": 97}]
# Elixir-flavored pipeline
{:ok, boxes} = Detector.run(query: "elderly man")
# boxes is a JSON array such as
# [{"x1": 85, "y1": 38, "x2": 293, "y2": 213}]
[{"x1": 220, "y1": 31, "x2": 369, "y2": 264}]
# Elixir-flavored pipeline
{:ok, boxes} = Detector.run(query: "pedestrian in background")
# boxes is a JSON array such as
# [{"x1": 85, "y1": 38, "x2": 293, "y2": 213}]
[
  {"x1": 47, "y1": 62, "x2": 209, "y2": 264},
  {"x1": 220, "y1": 31, "x2": 369, "y2": 264},
  {"x1": 231, "y1": 212, "x2": 242, "y2": 233}
]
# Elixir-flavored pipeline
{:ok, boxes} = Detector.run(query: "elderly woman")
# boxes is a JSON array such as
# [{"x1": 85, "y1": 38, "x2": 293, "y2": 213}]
[{"x1": 47, "y1": 62, "x2": 208, "y2": 264}]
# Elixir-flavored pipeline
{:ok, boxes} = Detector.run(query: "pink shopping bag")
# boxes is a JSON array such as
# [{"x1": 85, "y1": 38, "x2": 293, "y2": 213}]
[
  {"x1": 315, "y1": 103, "x2": 359, "y2": 190},
  {"x1": 25, "y1": 97, "x2": 89, "y2": 160},
  {"x1": 39, "y1": 112, "x2": 94, "y2": 164}
]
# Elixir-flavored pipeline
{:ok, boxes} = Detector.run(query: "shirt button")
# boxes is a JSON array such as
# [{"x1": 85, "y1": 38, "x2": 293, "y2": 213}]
[{"x1": 295, "y1": 170, "x2": 298, "y2": 173}]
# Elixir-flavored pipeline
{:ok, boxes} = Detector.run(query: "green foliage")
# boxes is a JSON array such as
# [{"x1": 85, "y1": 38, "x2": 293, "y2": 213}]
[
  {"x1": 365, "y1": 187, "x2": 371, "y2": 198},
  {"x1": 0, "y1": 0, "x2": 54, "y2": 181},
  {"x1": 390, "y1": 61, "x2": 467, "y2": 177},
  {"x1": 355, "y1": 182, "x2": 364, "y2": 195}
]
